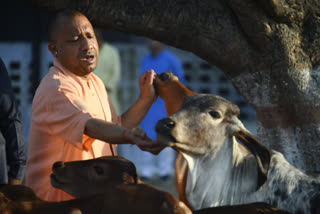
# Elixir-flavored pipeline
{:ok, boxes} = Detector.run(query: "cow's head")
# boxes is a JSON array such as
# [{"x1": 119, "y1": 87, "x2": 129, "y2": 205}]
[
  {"x1": 155, "y1": 94, "x2": 270, "y2": 180},
  {"x1": 50, "y1": 156, "x2": 138, "y2": 197}
]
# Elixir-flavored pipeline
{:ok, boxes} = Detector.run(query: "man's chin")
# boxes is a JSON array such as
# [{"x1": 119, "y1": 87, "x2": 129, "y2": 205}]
[{"x1": 78, "y1": 66, "x2": 96, "y2": 76}]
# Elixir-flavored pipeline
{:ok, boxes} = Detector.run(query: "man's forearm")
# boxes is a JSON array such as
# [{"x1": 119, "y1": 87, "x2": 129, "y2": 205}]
[
  {"x1": 84, "y1": 118, "x2": 128, "y2": 144},
  {"x1": 85, "y1": 117, "x2": 165, "y2": 155},
  {"x1": 120, "y1": 96, "x2": 154, "y2": 129}
]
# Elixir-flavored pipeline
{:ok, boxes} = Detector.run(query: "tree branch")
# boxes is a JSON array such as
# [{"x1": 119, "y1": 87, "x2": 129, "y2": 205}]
[
  {"x1": 261, "y1": 0, "x2": 304, "y2": 26},
  {"x1": 19, "y1": 0, "x2": 261, "y2": 78},
  {"x1": 18, "y1": 0, "x2": 320, "y2": 105}
]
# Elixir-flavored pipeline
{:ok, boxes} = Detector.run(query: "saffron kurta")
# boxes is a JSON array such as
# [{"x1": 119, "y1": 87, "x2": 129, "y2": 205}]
[{"x1": 26, "y1": 59, "x2": 120, "y2": 201}]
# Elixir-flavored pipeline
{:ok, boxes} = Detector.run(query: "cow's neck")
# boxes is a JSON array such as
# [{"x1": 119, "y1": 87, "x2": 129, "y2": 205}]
[{"x1": 182, "y1": 136, "x2": 259, "y2": 210}]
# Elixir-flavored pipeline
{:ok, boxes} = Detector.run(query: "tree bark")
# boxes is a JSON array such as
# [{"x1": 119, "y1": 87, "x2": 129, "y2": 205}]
[{"x1": 21, "y1": 0, "x2": 320, "y2": 173}]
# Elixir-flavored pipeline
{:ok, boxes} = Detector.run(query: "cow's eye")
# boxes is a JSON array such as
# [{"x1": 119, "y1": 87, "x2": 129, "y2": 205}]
[
  {"x1": 209, "y1": 111, "x2": 221, "y2": 119},
  {"x1": 94, "y1": 166, "x2": 104, "y2": 175}
]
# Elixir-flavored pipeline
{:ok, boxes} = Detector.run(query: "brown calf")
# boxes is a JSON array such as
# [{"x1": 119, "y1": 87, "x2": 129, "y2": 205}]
[
  {"x1": 50, "y1": 156, "x2": 140, "y2": 197},
  {"x1": 50, "y1": 156, "x2": 192, "y2": 214},
  {"x1": 0, "y1": 185, "x2": 82, "y2": 214},
  {"x1": 0, "y1": 156, "x2": 192, "y2": 214}
]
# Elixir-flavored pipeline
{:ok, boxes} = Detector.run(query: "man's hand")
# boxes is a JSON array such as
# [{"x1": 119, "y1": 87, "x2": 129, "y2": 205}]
[
  {"x1": 135, "y1": 140, "x2": 166, "y2": 155},
  {"x1": 123, "y1": 127, "x2": 166, "y2": 155},
  {"x1": 139, "y1": 69, "x2": 157, "y2": 103}
]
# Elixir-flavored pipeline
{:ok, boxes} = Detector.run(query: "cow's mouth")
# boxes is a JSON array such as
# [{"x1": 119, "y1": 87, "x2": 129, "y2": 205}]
[
  {"x1": 50, "y1": 173, "x2": 64, "y2": 188},
  {"x1": 155, "y1": 131, "x2": 186, "y2": 150},
  {"x1": 156, "y1": 133, "x2": 200, "y2": 155},
  {"x1": 155, "y1": 118, "x2": 199, "y2": 153},
  {"x1": 156, "y1": 132, "x2": 177, "y2": 146},
  {"x1": 50, "y1": 173, "x2": 72, "y2": 189}
]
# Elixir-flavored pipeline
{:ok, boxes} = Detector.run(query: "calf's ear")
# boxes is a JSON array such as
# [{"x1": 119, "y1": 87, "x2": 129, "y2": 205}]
[{"x1": 234, "y1": 129, "x2": 271, "y2": 187}]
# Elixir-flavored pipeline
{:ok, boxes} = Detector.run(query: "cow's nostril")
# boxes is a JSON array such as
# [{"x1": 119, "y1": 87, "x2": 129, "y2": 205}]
[
  {"x1": 165, "y1": 119, "x2": 175, "y2": 129},
  {"x1": 52, "y1": 161, "x2": 64, "y2": 169},
  {"x1": 156, "y1": 118, "x2": 175, "y2": 132}
]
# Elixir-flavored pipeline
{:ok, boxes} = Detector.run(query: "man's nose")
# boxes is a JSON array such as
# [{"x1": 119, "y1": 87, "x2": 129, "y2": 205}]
[{"x1": 81, "y1": 37, "x2": 93, "y2": 50}]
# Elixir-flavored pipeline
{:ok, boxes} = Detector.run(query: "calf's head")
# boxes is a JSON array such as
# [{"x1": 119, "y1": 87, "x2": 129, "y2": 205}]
[
  {"x1": 50, "y1": 156, "x2": 138, "y2": 197},
  {"x1": 155, "y1": 94, "x2": 270, "y2": 179}
]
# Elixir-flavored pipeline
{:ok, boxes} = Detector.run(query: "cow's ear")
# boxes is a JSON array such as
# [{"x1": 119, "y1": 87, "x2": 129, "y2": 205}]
[{"x1": 234, "y1": 130, "x2": 271, "y2": 187}]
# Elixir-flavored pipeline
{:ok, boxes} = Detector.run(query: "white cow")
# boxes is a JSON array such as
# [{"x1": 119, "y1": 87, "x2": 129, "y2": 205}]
[{"x1": 155, "y1": 94, "x2": 320, "y2": 214}]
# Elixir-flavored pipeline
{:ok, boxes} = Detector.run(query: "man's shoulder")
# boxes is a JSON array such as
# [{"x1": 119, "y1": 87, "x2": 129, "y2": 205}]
[
  {"x1": 45, "y1": 67, "x2": 80, "y2": 85},
  {"x1": 36, "y1": 69, "x2": 79, "y2": 97},
  {"x1": 39, "y1": 70, "x2": 62, "y2": 89}
]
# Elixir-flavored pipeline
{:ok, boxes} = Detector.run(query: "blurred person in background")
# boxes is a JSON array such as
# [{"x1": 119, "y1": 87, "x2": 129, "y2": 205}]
[
  {"x1": 137, "y1": 39, "x2": 185, "y2": 182},
  {"x1": 0, "y1": 57, "x2": 26, "y2": 185},
  {"x1": 94, "y1": 28, "x2": 122, "y2": 114}
]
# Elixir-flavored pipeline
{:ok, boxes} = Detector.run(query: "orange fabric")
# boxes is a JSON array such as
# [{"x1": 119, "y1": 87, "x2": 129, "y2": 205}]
[{"x1": 26, "y1": 59, "x2": 120, "y2": 202}]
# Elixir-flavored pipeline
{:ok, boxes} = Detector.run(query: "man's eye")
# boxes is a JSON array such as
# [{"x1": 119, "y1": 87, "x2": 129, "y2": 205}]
[
  {"x1": 86, "y1": 33, "x2": 94, "y2": 39},
  {"x1": 209, "y1": 111, "x2": 221, "y2": 119}
]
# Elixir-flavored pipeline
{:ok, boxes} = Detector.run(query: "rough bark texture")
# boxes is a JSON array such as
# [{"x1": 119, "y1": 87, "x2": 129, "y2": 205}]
[{"x1": 21, "y1": 0, "x2": 320, "y2": 173}]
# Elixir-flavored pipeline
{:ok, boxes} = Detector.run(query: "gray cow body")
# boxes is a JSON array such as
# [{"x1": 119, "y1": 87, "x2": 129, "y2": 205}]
[
  {"x1": 253, "y1": 151, "x2": 320, "y2": 213},
  {"x1": 155, "y1": 94, "x2": 320, "y2": 214}
]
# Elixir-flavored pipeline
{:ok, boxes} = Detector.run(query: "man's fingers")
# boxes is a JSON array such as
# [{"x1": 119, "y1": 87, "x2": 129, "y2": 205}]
[
  {"x1": 136, "y1": 139, "x2": 164, "y2": 149},
  {"x1": 148, "y1": 70, "x2": 156, "y2": 85},
  {"x1": 138, "y1": 144, "x2": 166, "y2": 155},
  {"x1": 136, "y1": 140, "x2": 166, "y2": 155},
  {"x1": 145, "y1": 147, "x2": 163, "y2": 155},
  {"x1": 141, "y1": 69, "x2": 155, "y2": 86},
  {"x1": 136, "y1": 139, "x2": 158, "y2": 147},
  {"x1": 132, "y1": 127, "x2": 147, "y2": 139}
]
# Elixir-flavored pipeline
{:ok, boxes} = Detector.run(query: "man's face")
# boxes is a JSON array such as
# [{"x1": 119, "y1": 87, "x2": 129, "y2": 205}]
[{"x1": 52, "y1": 14, "x2": 99, "y2": 76}]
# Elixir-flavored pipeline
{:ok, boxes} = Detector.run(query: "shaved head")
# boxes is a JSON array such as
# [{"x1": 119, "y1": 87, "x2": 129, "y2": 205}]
[
  {"x1": 48, "y1": 9, "x2": 84, "y2": 42},
  {"x1": 47, "y1": 9, "x2": 99, "y2": 77}
]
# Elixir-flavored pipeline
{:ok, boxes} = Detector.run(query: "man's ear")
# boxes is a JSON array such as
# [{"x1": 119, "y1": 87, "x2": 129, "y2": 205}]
[{"x1": 48, "y1": 43, "x2": 57, "y2": 58}]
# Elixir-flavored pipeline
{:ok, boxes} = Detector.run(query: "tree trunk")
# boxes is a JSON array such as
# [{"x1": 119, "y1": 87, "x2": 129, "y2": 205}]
[{"x1": 22, "y1": 0, "x2": 320, "y2": 173}]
